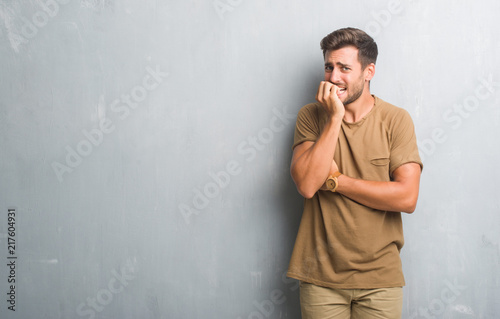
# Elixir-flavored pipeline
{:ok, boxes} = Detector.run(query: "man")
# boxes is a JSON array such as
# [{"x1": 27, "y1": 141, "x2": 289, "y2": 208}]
[{"x1": 287, "y1": 27, "x2": 423, "y2": 319}]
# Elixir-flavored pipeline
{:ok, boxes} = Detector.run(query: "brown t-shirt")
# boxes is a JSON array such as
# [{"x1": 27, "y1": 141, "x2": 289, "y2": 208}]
[{"x1": 287, "y1": 95, "x2": 423, "y2": 289}]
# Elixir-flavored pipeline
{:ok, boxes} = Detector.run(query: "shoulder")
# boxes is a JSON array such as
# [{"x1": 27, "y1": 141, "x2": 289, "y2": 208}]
[
  {"x1": 297, "y1": 102, "x2": 323, "y2": 118},
  {"x1": 295, "y1": 102, "x2": 325, "y2": 125},
  {"x1": 374, "y1": 96, "x2": 414, "y2": 126},
  {"x1": 293, "y1": 102, "x2": 325, "y2": 147}
]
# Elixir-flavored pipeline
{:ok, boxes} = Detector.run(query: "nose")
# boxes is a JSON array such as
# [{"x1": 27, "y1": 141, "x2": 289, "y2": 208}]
[{"x1": 328, "y1": 68, "x2": 341, "y2": 84}]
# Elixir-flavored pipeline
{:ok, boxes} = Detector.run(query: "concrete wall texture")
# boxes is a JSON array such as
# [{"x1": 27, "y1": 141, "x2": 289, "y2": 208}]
[{"x1": 0, "y1": 0, "x2": 499, "y2": 318}]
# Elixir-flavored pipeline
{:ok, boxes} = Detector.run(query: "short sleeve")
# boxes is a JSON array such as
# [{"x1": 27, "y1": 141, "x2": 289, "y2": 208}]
[
  {"x1": 292, "y1": 104, "x2": 321, "y2": 150},
  {"x1": 389, "y1": 109, "x2": 423, "y2": 176}
]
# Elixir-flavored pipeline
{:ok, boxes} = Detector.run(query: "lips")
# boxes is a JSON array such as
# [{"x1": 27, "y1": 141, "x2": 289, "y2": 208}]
[{"x1": 337, "y1": 87, "x2": 347, "y2": 96}]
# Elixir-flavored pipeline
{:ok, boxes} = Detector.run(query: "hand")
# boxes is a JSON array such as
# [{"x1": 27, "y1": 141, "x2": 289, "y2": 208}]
[
  {"x1": 329, "y1": 159, "x2": 339, "y2": 174},
  {"x1": 315, "y1": 81, "x2": 345, "y2": 120}
]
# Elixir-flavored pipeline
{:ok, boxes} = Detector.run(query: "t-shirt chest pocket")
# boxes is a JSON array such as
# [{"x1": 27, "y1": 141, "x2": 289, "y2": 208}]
[
  {"x1": 370, "y1": 157, "x2": 390, "y2": 166},
  {"x1": 365, "y1": 149, "x2": 391, "y2": 181}
]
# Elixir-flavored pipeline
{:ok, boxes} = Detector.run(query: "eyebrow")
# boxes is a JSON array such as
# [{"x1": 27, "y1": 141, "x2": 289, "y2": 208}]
[{"x1": 324, "y1": 61, "x2": 351, "y2": 68}]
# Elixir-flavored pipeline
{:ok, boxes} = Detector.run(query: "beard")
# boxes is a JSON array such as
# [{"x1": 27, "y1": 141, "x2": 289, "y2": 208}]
[{"x1": 337, "y1": 76, "x2": 365, "y2": 106}]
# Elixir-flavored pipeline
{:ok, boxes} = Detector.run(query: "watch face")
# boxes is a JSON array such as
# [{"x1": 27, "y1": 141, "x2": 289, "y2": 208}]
[{"x1": 326, "y1": 178, "x2": 337, "y2": 190}]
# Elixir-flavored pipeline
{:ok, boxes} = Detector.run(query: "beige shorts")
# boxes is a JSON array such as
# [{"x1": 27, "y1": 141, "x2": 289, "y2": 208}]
[{"x1": 300, "y1": 281, "x2": 403, "y2": 319}]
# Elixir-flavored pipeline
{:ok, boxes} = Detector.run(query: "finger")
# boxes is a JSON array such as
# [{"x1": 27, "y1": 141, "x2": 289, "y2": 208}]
[
  {"x1": 315, "y1": 81, "x2": 324, "y2": 102},
  {"x1": 326, "y1": 84, "x2": 340, "y2": 104},
  {"x1": 316, "y1": 81, "x2": 328, "y2": 102},
  {"x1": 329, "y1": 85, "x2": 342, "y2": 102},
  {"x1": 328, "y1": 85, "x2": 338, "y2": 98},
  {"x1": 322, "y1": 82, "x2": 334, "y2": 101}
]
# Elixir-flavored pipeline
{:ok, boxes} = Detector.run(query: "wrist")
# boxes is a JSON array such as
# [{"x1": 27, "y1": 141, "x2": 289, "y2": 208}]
[
  {"x1": 326, "y1": 115, "x2": 343, "y2": 129},
  {"x1": 335, "y1": 173, "x2": 346, "y2": 193},
  {"x1": 326, "y1": 171, "x2": 342, "y2": 192},
  {"x1": 329, "y1": 108, "x2": 345, "y2": 119}
]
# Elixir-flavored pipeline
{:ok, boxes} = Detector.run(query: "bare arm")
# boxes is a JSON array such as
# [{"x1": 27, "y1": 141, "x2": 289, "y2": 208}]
[
  {"x1": 290, "y1": 82, "x2": 345, "y2": 198},
  {"x1": 291, "y1": 120, "x2": 341, "y2": 198},
  {"x1": 335, "y1": 162, "x2": 422, "y2": 213}
]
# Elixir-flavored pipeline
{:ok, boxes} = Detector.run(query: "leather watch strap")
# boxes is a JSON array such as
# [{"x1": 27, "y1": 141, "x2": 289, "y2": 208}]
[{"x1": 331, "y1": 171, "x2": 342, "y2": 178}]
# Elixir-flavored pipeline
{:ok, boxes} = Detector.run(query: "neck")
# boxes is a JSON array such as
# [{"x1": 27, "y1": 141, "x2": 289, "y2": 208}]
[{"x1": 343, "y1": 90, "x2": 374, "y2": 123}]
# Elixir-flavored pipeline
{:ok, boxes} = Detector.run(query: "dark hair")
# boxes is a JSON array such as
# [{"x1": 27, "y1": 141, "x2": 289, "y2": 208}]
[{"x1": 320, "y1": 27, "x2": 378, "y2": 69}]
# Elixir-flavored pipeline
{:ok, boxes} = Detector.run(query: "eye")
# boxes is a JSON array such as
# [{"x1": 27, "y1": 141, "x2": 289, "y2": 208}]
[
  {"x1": 342, "y1": 67, "x2": 350, "y2": 71},
  {"x1": 325, "y1": 65, "x2": 333, "y2": 72}
]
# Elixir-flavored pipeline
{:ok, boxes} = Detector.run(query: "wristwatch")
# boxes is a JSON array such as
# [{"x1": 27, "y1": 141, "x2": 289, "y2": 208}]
[{"x1": 326, "y1": 171, "x2": 342, "y2": 192}]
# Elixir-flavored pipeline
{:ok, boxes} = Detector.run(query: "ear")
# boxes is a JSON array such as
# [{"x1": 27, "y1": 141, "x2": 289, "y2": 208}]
[{"x1": 364, "y1": 63, "x2": 375, "y2": 82}]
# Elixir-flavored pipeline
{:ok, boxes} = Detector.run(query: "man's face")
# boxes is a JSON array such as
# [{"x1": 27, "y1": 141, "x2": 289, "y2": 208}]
[{"x1": 323, "y1": 46, "x2": 369, "y2": 106}]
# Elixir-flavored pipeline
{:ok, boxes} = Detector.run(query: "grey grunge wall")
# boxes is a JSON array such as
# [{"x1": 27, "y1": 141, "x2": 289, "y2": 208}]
[{"x1": 1, "y1": 0, "x2": 499, "y2": 318}]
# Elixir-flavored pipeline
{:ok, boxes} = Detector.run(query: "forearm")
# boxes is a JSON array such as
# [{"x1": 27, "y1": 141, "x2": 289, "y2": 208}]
[
  {"x1": 336, "y1": 170, "x2": 420, "y2": 214},
  {"x1": 291, "y1": 117, "x2": 342, "y2": 198}
]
